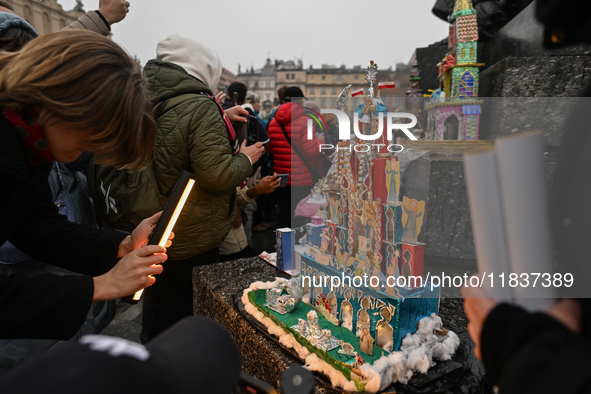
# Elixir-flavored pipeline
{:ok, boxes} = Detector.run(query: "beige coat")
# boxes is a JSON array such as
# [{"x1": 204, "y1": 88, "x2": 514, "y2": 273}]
[
  {"x1": 63, "y1": 11, "x2": 110, "y2": 36},
  {"x1": 219, "y1": 187, "x2": 253, "y2": 256}
]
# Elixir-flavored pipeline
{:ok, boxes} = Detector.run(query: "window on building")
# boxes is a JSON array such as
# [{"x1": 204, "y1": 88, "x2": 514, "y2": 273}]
[
  {"x1": 291, "y1": 73, "x2": 295, "y2": 79},
  {"x1": 466, "y1": 115, "x2": 477, "y2": 140},
  {"x1": 331, "y1": 87, "x2": 337, "y2": 95},
  {"x1": 43, "y1": 13, "x2": 51, "y2": 34},
  {"x1": 322, "y1": 75, "x2": 326, "y2": 81},
  {"x1": 321, "y1": 87, "x2": 326, "y2": 95},
  {"x1": 310, "y1": 87, "x2": 315, "y2": 94},
  {"x1": 23, "y1": 5, "x2": 33, "y2": 25},
  {"x1": 461, "y1": 47, "x2": 466, "y2": 59},
  {"x1": 261, "y1": 81, "x2": 266, "y2": 88},
  {"x1": 354, "y1": 75, "x2": 359, "y2": 80},
  {"x1": 266, "y1": 94, "x2": 271, "y2": 101},
  {"x1": 321, "y1": 99, "x2": 326, "y2": 108},
  {"x1": 470, "y1": 47, "x2": 475, "y2": 60},
  {"x1": 286, "y1": 73, "x2": 290, "y2": 79},
  {"x1": 458, "y1": 70, "x2": 475, "y2": 97}
]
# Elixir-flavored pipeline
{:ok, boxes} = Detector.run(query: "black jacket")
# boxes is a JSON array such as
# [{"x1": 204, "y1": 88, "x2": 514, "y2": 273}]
[
  {"x1": 0, "y1": 115, "x2": 127, "y2": 340},
  {"x1": 481, "y1": 90, "x2": 591, "y2": 393}
]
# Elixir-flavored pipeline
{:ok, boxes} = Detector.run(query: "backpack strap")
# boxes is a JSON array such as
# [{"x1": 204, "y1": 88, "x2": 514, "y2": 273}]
[{"x1": 279, "y1": 122, "x2": 321, "y2": 183}]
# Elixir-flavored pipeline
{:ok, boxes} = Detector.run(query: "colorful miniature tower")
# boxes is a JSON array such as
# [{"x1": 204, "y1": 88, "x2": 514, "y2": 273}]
[
  {"x1": 448, "y1": 0, "x2": 480, "y2": 99},
  {"x1": 425, "y1": 0, "x2": 484, "y2": 141}
]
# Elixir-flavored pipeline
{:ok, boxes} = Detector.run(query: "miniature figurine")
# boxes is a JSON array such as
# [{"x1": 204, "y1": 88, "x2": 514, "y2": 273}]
[
  {"x1": 338, "y1": 340, "x2": 356, "y2": 357},
  {"x1": 293, "y1": 310, "x2": 339, "y2": 352},
  {"x1": 402, "y1": 198, "x2": 424, "y2": 244},
  {"x1": 315, "y1": 293, "x2": 331, "y2": 314},
  {"x1": 298, "y1": 318, "x2": 309, "y2": 337},
  {"x1": 360, "y1": 327, "x2": 374, "y2": 355},
  {"x1": 264, "y1": 280, "x2": 302, "y2": 314},
  {"x1": 385, "y1": 159, "x2": 400, "y2": 204},
  {"x1": 364, "y1": 218, "x2": 374, "y2": 248},
  {"x1": 320, "y1": 228, "x2": 329, "y2": 253},
  {"x1": 354, "y1": 352, "x2": 365, "y2": 366}
]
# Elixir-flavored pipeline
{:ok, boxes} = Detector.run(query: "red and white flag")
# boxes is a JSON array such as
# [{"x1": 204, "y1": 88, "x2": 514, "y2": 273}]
[
  {"x1": 351, "y1": 88, "x2": 364, "y2": 97},
  {"x1": 378, "y1": 81, "x2": 397, "y2": 90}
]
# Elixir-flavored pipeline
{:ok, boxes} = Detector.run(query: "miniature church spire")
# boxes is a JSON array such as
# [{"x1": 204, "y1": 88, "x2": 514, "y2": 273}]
[{"x1": 452, "y1": 0, "x2": 475, "y2": 19}]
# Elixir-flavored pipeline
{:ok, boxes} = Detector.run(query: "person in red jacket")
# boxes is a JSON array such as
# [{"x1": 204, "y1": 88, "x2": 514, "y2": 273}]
[{"x1": 267, "y1": 87, "x2": 325, "y2": 229}]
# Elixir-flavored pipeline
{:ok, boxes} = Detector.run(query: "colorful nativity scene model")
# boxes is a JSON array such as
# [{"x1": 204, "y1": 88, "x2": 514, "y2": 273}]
[
  {"x1": 242, "y1": 59, "x2": 460, "y2": 392},
  {"x1": 424, "y1": 0, "x2": 484, "y2": 141}
]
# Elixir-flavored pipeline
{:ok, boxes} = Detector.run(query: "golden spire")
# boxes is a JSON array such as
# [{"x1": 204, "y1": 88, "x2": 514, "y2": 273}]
[{"x1": 453, "y1": 0, "x2": 473, "y2": 14}]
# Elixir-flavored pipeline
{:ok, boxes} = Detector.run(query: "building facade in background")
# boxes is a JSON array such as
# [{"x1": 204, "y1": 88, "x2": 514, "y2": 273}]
[
  {"x1": 217, "y1": 67, "x2": 237, "y2": 96},
  {"x1": 236, "y1": 58, "x2": 405, "y2": 120},
  {"x1": 237, "y1": 58, "x2": 306, "y2": 119},
  {"x1": 7, "y1": 0, "x2": 83, "y2": 34},
  {"x1": 306, "y1": 65, "x2": 365, "y2": 113},
  {"x1": 237, "y1": 59, "x2": 276, "y2": 118},
  {"x1": 274, "y1": 59, "x2": 306, "y2": 97}
]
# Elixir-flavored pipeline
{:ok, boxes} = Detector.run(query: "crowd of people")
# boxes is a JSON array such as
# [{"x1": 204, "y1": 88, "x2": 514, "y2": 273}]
[
  {"x1": 0, "y1": 0, "x2": 326, "y2": 388},
  {"x1": 0, "y1": 0, "x2": 590, "y2": 393}
]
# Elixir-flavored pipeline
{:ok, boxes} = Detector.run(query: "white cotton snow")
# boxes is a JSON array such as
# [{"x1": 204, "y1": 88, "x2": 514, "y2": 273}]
[
  {"x1": 405, "y1": 346, "x2": 432, "y2": 374},
  {"x1": 432, "y1": 331, "x2": 460, "y2": 361},
  {"x1": 305, "y1": 353, "x2": 357, "y2": 391}
]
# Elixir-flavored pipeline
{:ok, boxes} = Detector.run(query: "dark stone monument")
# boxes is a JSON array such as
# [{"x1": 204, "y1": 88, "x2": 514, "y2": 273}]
[
  {"x1": 403, "y1": 1, "x2": 590, "y2": 261},
  {"x1": 478, "y1": 3, "x2": 591, "y2": 144},
  {"x1": 413, "y1": 45, "x2": 448, "y2": 94}
]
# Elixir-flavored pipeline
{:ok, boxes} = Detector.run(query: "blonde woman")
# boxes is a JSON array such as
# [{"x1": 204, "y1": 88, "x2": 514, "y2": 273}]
[{"x1": 0, "y1": 31, "x2": 169, "y2": 340}]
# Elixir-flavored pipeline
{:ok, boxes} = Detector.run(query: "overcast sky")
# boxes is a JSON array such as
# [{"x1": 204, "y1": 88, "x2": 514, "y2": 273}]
[{"x1": 59, "y1": 0, "x2": 449, "y2": 73}]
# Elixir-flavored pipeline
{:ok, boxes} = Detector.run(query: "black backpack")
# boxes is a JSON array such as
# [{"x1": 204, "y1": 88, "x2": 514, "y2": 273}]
[{"x1": 86, "y1": 93, "x2": 202, "y2": 232}]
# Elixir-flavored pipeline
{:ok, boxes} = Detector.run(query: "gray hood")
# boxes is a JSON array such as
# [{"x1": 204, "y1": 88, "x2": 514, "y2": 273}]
[{"x1": 156, "y1": 34, "x2": 222, "y2": 90}]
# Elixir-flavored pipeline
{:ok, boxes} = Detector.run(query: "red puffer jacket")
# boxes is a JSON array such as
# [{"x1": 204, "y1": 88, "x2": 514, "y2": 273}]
[{"x1": 268, "y1": 103, "x2": 324, "y2": 187}]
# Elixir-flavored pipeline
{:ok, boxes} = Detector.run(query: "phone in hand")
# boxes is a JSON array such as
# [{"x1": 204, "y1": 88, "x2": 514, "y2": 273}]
[{"x1": 276, "y1": 174, "x2": 289, "y2": 187}]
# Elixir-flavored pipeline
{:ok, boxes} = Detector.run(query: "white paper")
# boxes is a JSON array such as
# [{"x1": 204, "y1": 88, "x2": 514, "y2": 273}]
[
  {"x1": 463, "y1": 149, "x2": 514, "y2": 301},
  {"x1": 495, "y1": 132, "x2": 556, "y2": 310}
]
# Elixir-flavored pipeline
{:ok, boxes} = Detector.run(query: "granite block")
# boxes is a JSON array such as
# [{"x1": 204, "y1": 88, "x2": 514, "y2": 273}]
[
  {"x1": 477, "y1": 2, "x2": 591, "y2": 69},
  {"x1": 399, "y1": 151, "x2": 475, "y2": 260},
  {"x1": 478, "y1": 59, "x2": 589, "y2": 146},
  {"x1": 192, "y1": 259, "x2": 295, "y2": 389},
  {"x1": 414, "y1": 45, "x2": 448, "y2": 92},
  {"x1": 424, "y1": 158, "x2": 476, "y2": 260}
]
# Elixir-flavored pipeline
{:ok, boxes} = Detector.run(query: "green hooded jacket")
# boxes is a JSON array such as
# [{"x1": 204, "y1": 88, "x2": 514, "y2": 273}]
[{"x1": 144, "y1": 60, "x2": 252, "y2": 260}]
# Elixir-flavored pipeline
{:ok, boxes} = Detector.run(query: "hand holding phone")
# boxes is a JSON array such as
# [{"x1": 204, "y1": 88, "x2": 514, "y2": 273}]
[{"x1": 277, "y1": 174, "x2": 290, "y2": 187}]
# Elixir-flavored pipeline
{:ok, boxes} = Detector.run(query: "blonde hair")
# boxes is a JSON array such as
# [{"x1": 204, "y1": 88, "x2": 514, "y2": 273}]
[{"x1": 0, "y1": 30, "x2": 156, "y2": 170}]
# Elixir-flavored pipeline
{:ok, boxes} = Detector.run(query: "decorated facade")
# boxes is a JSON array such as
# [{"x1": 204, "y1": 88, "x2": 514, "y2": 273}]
[
  {"x1": 424, "y1": 0, "x2": 484, "y2": 141},
  {"x1": 291, "y1": 61, "x2": 438, "y2": 353},
  {"x1": 241, "y1": 60, "x2": 457, "y2": 393}
]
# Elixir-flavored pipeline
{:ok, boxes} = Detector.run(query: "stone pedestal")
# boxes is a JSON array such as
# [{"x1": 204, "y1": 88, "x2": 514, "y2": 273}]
[
  {"x1": 414, "y1": 45, "x2": 448, "y2": 93},
  {"x1": 191, "y1": 258, "x2": 306, "y2": 391},
  {"x1": 475, "y1": 2, "x2": 591, "y2": 145},
  {"x1": 399, "y1": 143, "x2": 492, "y2": 261},
  {"x1": 479, "y1": 60, "x2": 590, "y2": 146}
]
